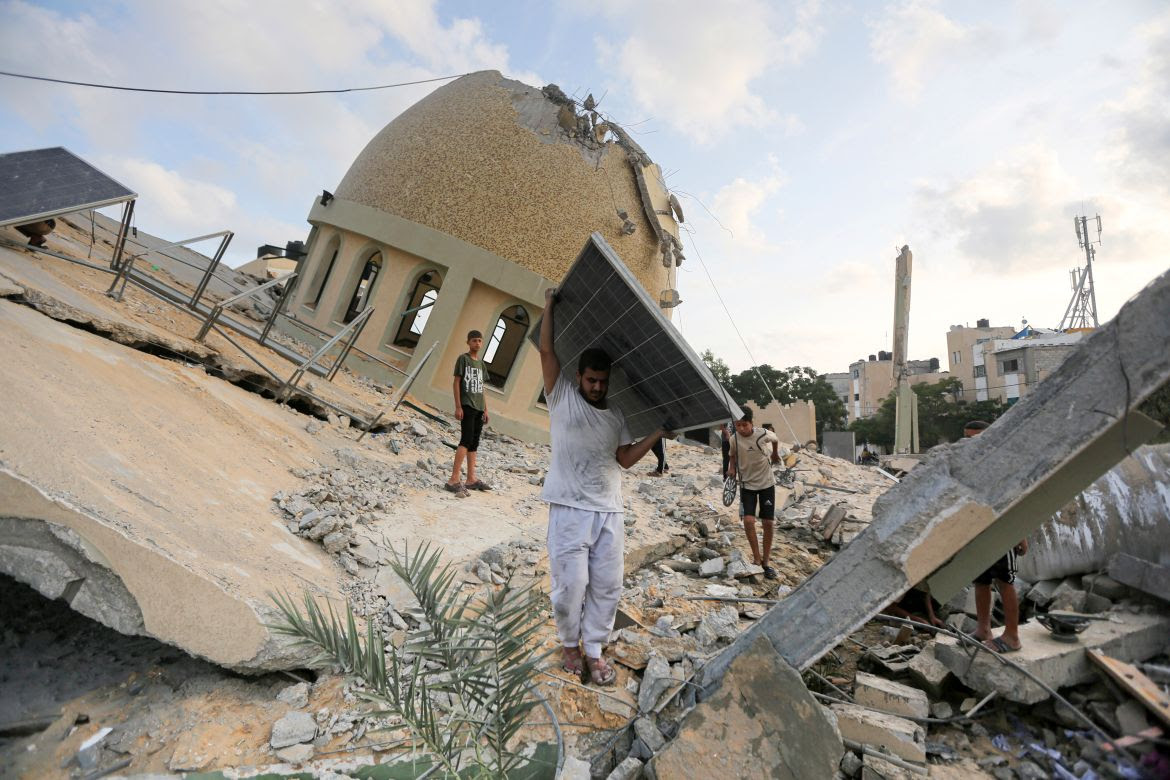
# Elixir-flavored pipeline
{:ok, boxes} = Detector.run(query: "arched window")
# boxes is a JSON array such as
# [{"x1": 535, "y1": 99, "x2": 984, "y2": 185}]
[
  {"x1": 342, "y1": 251, "x2": 381, "y2": 323},
  {"x1": 483, "y1": 304, "x2": 529, "y2": 389},
  {"x1": 392, "y1": 270, "x2": 443, "y2": 348},
  {"x1": 306, "y1": 238, "x2": 340, "y2": 309}
]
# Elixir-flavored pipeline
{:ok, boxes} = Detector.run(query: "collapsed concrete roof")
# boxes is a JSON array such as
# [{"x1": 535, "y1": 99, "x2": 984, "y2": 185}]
[{"x1": 699, "y1": 267, "x2": 1170, "y2": 691}]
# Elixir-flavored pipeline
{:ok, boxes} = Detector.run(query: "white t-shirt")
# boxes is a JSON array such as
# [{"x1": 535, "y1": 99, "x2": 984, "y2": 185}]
[{"x1": 541, "y1": 375, "x2": 633, "y2": 513}]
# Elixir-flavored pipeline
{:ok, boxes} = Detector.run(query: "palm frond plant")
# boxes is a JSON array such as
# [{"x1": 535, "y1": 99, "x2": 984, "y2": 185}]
[{"x1": 270, "y1": 542, "x2": 551, "y2": 778}]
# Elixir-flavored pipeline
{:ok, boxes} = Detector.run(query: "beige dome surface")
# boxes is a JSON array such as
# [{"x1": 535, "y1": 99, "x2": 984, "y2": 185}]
[{"x1": 334, "y1": 70, "x2": 671, "y2": 292}]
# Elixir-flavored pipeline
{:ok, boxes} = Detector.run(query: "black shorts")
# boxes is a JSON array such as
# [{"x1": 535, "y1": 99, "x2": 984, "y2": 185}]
[
  {"x1": 458, "y1": 406, "x2": 484, "y2": 451},
  {"x1": 974, "y1": 550, "x2": 1017, "y2": 586},
  {"x1": 740, "y1": 485, "x2": 775, "y2": 520}
]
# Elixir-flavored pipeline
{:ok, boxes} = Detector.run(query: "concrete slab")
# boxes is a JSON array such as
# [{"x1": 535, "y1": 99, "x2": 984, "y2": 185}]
[
  {"x1": 697, "y1": 268, "x2": 1170, "y2": 694},
  {"x1": 853, "y1": 672, "x2": 930, "y2": 719},
  {"x1": 0, "y1": 300, "x2": 556, "y2": 670},
  {"x1": 830, "y1": 702, "x2": 925, "y2": 764},
  {"x1": 933, "y1": 613, "x2": 1169, "y2": 704},
  {"x1": 1109, "y1": 553, "x2": 1170, "y2": 602},
  {"x1": 650, "y1": 636, "x2": 843, "y2": 778}
]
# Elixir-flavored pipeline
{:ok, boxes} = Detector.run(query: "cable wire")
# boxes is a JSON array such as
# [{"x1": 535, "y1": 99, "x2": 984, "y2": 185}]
[{"x1": 0, "y1": 69, "x2": 466, "y2": 96}]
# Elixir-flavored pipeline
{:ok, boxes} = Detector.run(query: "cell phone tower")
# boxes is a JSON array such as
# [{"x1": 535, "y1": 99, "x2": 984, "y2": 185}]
[{"x1": 1059, "y1": 213, "x2": 1101, "y2": 331}]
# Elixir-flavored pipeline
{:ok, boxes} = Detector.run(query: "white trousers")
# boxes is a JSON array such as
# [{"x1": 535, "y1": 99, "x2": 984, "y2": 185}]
[{"x1": 546, "y1": 504, "x2": 624, "y2": 658}]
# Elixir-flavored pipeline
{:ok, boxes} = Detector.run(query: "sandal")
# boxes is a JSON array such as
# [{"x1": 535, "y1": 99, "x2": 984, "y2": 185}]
[
  {"x1": 763, "y1": 565, "x2": 778, "y2": 580},
  {"x1": 443, "y1": 481, "x2": 465, "y2": 493},
  {"x1": 561, "y1": 647, "x2": 585, "y2": 679},
  {"x1": 465, "y1": 480, "x2": 492, "y2": 491},
  {"x1": 586, "y1": 655, "x2": 617, "y2": 687},
  {"x1": 983, "y1": 636, "x2": 1020, "y2": 654}
]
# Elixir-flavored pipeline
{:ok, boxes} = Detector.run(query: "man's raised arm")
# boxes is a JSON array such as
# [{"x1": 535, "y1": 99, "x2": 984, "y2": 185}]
[{"x1": 539, "y1": 287, "x2": 560, "y2": 395}]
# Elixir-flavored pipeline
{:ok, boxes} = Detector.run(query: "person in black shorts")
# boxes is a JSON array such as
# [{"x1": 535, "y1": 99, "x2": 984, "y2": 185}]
[
  {"x1": 727, "y1": 408, "x2": 781, "y2": 579},
  {"x1": 445, "y1": 330, "x2": 492, "y2": 497},
  {"x1": 648, "y1": 438, "x2": 669, "y2": 476},
  {"x1": 964, "y1": 420, "x2": 1028, "y2": 652}
]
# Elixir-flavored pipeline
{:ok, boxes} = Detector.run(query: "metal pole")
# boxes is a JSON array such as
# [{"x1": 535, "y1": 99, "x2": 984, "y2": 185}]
[
  {"x1": 392, "y1": 341, "x2": 439, "y2": 411},
  {"x1": 276, "y1": 307, "x2": 375, "y2": 402},
  {"x1": 105, "y1": 251, "x2": 139, "y2": 300},
  {"x1": 326, "y1": 307, "x2": 374, "y2": 381},
  {"x1": 110, "y1": 199, "x2": 135, "y2": 271},
  {"x1": 259, "y1": 271, "x2": 300, "y2": 345},
  {"x1": 356, "y1": 409, "x2": 385, "y2": 442},
  {"x1": 195, "y1": 273, "x2": 294, "y2": 342},
  {"x1": 189, "y1": 231, "x2": 234, "y2": 308}
]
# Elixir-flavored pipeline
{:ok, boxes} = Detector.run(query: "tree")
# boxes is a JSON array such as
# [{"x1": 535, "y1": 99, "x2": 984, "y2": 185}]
[
  {"x1": 849, "y1": 378, "x2": 1010, "y2": 449},
  {"x1": 701, "y1": 352, "x2": 846, "y2": 440}
]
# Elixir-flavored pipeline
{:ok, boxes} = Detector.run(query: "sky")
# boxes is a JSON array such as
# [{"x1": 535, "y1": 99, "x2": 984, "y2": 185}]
[{"x1": 2, "y1": 0, "x2": 1168, "y2": 376}]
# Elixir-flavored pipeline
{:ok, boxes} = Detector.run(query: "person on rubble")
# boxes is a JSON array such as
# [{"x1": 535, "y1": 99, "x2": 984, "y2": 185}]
[
  {"x1": 964, "y1": 420, "x2": 1028, "y2": 653},
  {"x1": 726, "y1": 407, "x2": 782, "y2": 580},
  {"x1": 15, "y1": 218, "x2": 56, "y2": 247},
  {"x1": 648, "y1": 437, "x2": 669, "y2": 476},
  {"x1": 539, "y1": 286, "x2": 668, "y2": 687},
  {"x1": 445, "y1": 329, "x2": 491, "y2": 497}
]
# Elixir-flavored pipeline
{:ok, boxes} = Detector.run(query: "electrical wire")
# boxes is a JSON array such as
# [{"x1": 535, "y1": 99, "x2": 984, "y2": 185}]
[{"x1": 0, "y1": 69, "x2": 466, "y2": 96}]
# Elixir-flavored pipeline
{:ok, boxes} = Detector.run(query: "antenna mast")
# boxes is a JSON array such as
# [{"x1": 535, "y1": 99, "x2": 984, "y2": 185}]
[{"x1": 1059, "y1": 214, "x2": 1101, "y2": 330}]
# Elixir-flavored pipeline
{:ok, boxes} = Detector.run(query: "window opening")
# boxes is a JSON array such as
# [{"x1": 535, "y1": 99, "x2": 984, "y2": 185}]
[
  {"x1": 393, "y1": 270, "x2": 443, "y2": 349},
  {"x1": 342, "y1": 252, "x2": 381, "y2": 324},
  {"x1": 484, "y1": 305, "x2": 529, "y2": 389},
  {"x1": 307, "y1": 242, "x2": 339, "y2": 309}
]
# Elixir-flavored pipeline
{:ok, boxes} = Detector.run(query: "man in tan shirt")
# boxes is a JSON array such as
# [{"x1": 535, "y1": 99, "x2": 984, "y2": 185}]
[{"x1": 727, "y1": 408, "x2": 781, "y2": 579}]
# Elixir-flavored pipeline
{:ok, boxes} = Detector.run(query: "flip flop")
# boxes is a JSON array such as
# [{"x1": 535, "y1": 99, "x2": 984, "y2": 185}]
[
  {"x1": 983, "y1": 636, "x2": 1020, "y2": 654},
  {"x1": 586, "y1": 656, "x2": 617, "y2": 687},
  {"x1": 443, "y1": 481, "x2": 465, "y2": 493},
  {"x1": 763, "y1": 565, "x2": 778, "y2": 580},
  {"x1": 465, "y1": 480, "x2": 492, "y2": 491}
]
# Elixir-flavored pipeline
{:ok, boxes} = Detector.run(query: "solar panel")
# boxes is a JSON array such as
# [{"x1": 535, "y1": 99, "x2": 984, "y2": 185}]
[
  {"x1": 0, "y1": 147, "x2": 136, "y2": 228},
  {"x1": 530, "y1": 232, "x2": 740, "y2": 438}
]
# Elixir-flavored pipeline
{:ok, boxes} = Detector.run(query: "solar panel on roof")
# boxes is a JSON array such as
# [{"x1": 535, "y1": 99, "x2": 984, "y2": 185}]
[
  {"x1": 530, "y1": 232, "x2": 740, "y2": 438},
  {"x1": 0, "y1": 147, "x2": 136, "y2": 228}
]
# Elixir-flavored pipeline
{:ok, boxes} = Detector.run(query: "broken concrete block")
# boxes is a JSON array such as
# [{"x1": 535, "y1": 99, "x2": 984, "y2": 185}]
[
  {"x1": 853, "y1": 672, "x2": 930, "y2": 720},
  {"x1": 322, "y1": 530, "x2": 352, "y2": 554},
  {"x1": 1115, "y1": 699, "x2": 1150, "y2": 736},
  {"x1": 1081, "y1": 573, "x2": 1128, "y2": 600},
  {"x1": 270, "y1": 711, "x2": 317, "y2": 748},
  {"x1": 1109, "y1": 553, "x2": 1170, "y2": 602},
  {"x1": 559, "y1": 755, "x2": 591, "y2": 780},
  {"x1": 1082, "y1": 592, "x2": 1113, "y2": 614},
  {"x1": 1025, "y1": 579, "x2": 1060, "y2": 606},
  {"x1": 934, "y1": 613, "x2": 1169, "y2": 703},
  {"x1": 651, "y1": 636, "x2": 842, "y2": 778},
  {"x1": 638, "y1": 652, "x2": 674, "y2": 713},
  {"x1": 694, "y1": 606, "x2": 739, "y2": 647},
  {"x1": 633, "y1": 717, "x2": 665, "y2": 753},
  {"x1": 699, "y1": 556, "x2": 725, "y2": 577},
  {"x1": 840, "y1": 750, "x2": 863, "y2": 777},
  {"x1": 274, "y1": 743, "x2": 313, "y2": 764},
  {"x1": 276, "y1": 682, "x2": 310, "y2": 709},
  {"x1": 605, "y1": 756, "x2": 643, "y2": 780},
  {"x1": 1049, "y1": 578, "x2": 1087, "y2": 612},
  {"x1": 907, "y1": 643, "x2": 951, "y2": 700},
  {"x1": 830, "y1": 702, "x2": 926, "y2": 764}
]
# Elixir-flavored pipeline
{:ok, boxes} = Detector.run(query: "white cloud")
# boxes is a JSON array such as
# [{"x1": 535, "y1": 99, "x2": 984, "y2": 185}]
[
  {"x1": 0, "y1": 0, "x2": 533, "y2": 264},
  {"x1": 867, "y1": 0, "x2": 991, "y2": 100},
  {"x1": 914, "y1": 144, "x2": 1082, "y2": 271},
  {"x1": 1101, "y1": 11, "x2": 1170, "y2": 196},
  {"x1": 591, "y1": 0, "x2": 823, "y2": 142},
  {"x1": 708, "y1": 169, "x2": 787, "y2": 253}
]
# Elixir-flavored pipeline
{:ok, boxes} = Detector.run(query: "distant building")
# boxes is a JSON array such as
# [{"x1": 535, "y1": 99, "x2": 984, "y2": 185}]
[
  {"x1": 973, "y1": 329, "x2": 1086, "y2": 404},
  {"x1": 824, "y1": 371, "x2": 851, "y2": 410},
  {"x1": 946, "y1": 319, "x2": 1016, "y2": 400},
  {"x1": 847, "y1": 351, "x2": 943, "y2": 423}
]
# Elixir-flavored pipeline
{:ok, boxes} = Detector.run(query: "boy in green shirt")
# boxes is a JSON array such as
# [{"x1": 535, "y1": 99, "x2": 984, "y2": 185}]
[{"x1": 446, "y1": 330, "x2": 491, "y2": 495}]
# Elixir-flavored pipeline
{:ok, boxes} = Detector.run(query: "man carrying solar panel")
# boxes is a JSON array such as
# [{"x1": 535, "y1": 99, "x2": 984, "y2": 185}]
[{"x1": 539, "y1": 287, "x2": 669, "y2": 686}]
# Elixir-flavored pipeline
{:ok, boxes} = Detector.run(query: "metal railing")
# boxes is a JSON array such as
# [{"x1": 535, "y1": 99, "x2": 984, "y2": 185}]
[
  {"x1": 276, "y1": 306, "x2": 376, "y2": 403},
  {"x1": 106, "y1": 230, "x2": 233, "y2": 303},
  {"x1": 196, "y1": 272, "x2": 295, "y2": 341}
]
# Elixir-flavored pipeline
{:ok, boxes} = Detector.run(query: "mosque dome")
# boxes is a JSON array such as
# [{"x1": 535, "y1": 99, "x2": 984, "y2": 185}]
[{"x1": 334, "y1": 70, "x2": 679, "y2": 294}]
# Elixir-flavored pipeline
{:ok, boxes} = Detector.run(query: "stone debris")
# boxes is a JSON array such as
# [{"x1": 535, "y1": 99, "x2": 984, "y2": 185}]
[
  {"x1": 270, "y1": 711, "x2": 318, "y2": 749},
  {"x1": 830, "y1": 702, "x2": 926, "y2": 764},
  {"x1": 276, "y1": 681, "x2": 311, "y2": 709},
  {"x1": 853, "y1": 672, "x2": 930, "y2": 720}
]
